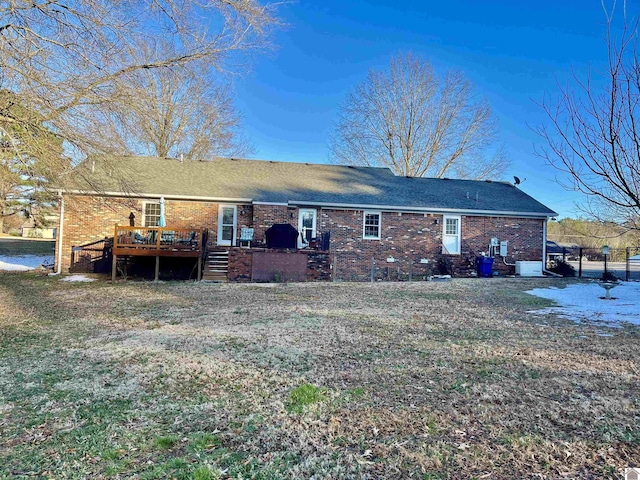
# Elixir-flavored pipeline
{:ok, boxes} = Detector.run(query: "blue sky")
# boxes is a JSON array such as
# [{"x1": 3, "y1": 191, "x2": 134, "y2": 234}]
[{"x1": 234, "y1": 0, "x2": 635, "y2": 218}]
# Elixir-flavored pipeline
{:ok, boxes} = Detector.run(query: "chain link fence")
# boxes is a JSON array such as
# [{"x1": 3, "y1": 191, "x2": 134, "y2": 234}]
[{"x1": 550, "y1": 246, "x2": 640, "y2": 281}]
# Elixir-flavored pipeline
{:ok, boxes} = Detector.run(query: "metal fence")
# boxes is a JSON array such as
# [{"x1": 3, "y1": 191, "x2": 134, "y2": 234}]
[
  {"x1": 70, "y1": 237, "x2": 113, "y2": 273},
  {"x1": 550, "y1": 246, "x2": 640, "y2": 281}
]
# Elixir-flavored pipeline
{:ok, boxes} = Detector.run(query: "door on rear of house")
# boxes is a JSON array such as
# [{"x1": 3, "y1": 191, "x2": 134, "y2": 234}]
[
  {"x1": 217, "y1": 205, "x2": 237, "y2": 246},
  {"x1": 442, "y1": 215, "x2": 461, "y2": 254},
  {"x1": 297, "y1": 209, "x2": 317, "y2": 248}
]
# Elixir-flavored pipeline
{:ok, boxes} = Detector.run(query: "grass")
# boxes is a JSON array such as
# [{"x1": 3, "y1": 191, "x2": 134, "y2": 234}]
[
  {"x1": 0, "y1": 237, "x2": 55, "y2": 256},
  {"x1": 286, "y1": 383, "x2": 326, "y2": 413},
  {"x1": 0, "y1": 274, "x2": 638, "y2": 478}
]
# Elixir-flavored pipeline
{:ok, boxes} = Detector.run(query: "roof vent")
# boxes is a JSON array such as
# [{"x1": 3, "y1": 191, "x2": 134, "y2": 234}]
[
  {"x1": 485, "y1": 179, "x2": 492, "y2": 183},
  {"x1": 347, "y1": 165, "x2": 356, "y2": 169}
]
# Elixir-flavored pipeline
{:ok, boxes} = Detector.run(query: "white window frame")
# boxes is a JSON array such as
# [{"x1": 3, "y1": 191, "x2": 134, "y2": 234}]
[
  {"x1": 442, "y1": 215, "x2": 461, "y2": 255},
  {"x1": 217, "y1": 204, "x2": 237, "y2": 246},
  {"x1": 297, "y1": 208, "x2": 317, "y2": 248},
  {"x1": 362, "y1": 211, "x2": 382, "y2": 240},
  {"x1": 142, "y1": 201, "x2": 161, "y2": 227}
]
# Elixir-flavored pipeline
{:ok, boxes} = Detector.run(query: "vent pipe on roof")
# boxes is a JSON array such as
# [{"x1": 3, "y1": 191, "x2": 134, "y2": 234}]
[
  {"x1": 91, "y1": 160, "x2": 95, "y2": 173},
  {"x1": 179, "y1": 154, "x2": 184, "y2": 163}
]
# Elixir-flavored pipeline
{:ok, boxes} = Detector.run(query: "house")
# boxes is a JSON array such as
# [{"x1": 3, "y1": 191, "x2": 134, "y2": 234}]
[
  {"x1": 21, "y1": 212, "x2": 59, "y2": 239},
  {"x1": 55, "y1": 156, "x2": 557, "y2": 281}
]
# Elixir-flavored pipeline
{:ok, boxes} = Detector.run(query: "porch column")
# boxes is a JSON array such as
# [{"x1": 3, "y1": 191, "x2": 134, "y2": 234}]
[{"x1": 155, "y1": 256, "x2": 160, "y2": 281}]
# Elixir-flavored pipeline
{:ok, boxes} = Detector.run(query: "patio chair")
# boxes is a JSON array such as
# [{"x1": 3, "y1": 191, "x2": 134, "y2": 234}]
[
  {"x1": 177, "y1": 230, "x2": 197, "y2": 247},
  {"x1": 240, "y1": 227, "x2": 254, "y2": 248}
]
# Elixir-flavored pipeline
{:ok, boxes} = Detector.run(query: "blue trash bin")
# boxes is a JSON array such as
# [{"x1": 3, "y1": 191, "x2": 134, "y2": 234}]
[{"x1": 476, "y1": 256, "x2": 494, "y2": 278}]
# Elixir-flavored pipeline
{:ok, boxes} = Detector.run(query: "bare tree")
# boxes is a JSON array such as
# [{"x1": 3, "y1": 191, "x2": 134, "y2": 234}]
[
  {"x1": 536, "y1": 1, "x2": 640, "y2": 228},
  {"x1": 329, "y1": 53, "x2": 507, "y2": 179},
  {"x1": 95, "y1": 57, "x2": 252, "y2": 160},
  {"x1": 0, "y1": 0, "x2": 282, "y2": 183}
]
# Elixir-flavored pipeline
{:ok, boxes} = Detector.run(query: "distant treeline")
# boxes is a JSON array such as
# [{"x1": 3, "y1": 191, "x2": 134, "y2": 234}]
[{"x1": 548, "y1": 218, "x2": 640, "y2": 259}]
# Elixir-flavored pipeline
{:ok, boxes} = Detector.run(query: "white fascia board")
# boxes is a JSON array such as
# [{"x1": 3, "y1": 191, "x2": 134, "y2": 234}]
[
  {"x1": 290, "y1": 200, "x2": 556, "y2": 219},
  {"x1": 62, "y1": 189, "x2": 253, "y2": 203},
  {"x1": 252, "y1": 201, "x2": 289, "y2": 206}
]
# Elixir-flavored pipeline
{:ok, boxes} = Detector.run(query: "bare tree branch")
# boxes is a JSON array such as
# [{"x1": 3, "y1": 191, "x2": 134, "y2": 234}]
[
  {"x1": 535, "y1": 1, "x2": 640, "y2": 226},
  {"x1": 329, "y1": 52, "x2": 507, "y2": 179}
]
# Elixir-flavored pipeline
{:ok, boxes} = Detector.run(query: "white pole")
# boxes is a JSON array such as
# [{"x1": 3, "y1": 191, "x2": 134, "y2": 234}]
[{"x1": 53, "y1": 192, "x2": 65, "y2": 275}]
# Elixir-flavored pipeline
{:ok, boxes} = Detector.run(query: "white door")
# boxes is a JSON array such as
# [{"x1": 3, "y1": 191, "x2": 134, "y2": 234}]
[
  {"x1": 298, "y1": 209, "x2": 317, "y2": 248},
  {"x1": 217, "y1": 205, "x2": 237, "y2": 246},
  {"x1": 442, "y1": 216, "x2": 461, "y2": 254}
]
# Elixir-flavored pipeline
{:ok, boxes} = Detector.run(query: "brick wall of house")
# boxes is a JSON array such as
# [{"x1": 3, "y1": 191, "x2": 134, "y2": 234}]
[
  {"x1": 59, "y1": 195, "x2": 544, "y2": 279},
  {"x1": 228, "y1": 247, "x2": 331, "y2": 282},
  {"x1": 460, "y1": 216, "x2": 544, "y2": 275},
  {"x1": 58, "y1": 195, "x2": 249, "y2": 272},
  {"x1": 316, "y1": 210, "x2": 543, "y2": 280},
  {"x1": 252, "y1": 205, "x2": 298, "y2": 246}
]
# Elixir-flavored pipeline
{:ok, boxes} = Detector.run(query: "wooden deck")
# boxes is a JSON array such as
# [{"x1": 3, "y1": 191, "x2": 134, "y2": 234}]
[{"x1": 111, "y1": 225, "x2": 206, "y2": 281}]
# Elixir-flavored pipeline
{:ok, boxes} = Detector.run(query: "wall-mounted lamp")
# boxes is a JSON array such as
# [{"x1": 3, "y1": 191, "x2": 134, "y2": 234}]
[{"x1": 434, "y1": 218, "x2": 440, "y2": 225}]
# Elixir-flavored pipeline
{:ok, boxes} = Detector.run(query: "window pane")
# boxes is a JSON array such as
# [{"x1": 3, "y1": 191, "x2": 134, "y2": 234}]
[
  {"x1": 364, "y1": 212, "x2": 380, "y2": 238},
  {"x1": 144, "y1": 203, "x2": 161, "y2": 227},
  {"x1": 302, "y1": 212, "x2": 314, "y2": 228},
  {"x1": 222, "y1": 208, "x2": 234, "y2": 225},
  {"x1": 222, "y1": 225, "x2": 233, "y2": 240},
  {"x1": 445, "y1": 218, "x2": 458, "y2": 235},
  {"x1": 145, "y1": 203, "x2": 160, "y2": 216},
  {"x1": 365, "y1": 214, "x2": 379, "y2": 226}
]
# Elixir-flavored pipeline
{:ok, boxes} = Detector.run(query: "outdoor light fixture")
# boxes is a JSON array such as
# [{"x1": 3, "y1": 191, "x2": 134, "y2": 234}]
[{"x1": 602, "y1": 245, "x2": 610, "y2": 255}]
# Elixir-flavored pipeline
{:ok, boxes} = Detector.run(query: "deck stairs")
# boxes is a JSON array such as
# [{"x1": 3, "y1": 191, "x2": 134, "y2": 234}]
[{"x1": 202, "y1": 249, "x2": 229, "y2": 282}]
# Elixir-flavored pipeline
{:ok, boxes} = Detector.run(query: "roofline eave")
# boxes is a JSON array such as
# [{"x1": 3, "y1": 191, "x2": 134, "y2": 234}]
[
  {"x1": 60, "y1": 189, "x2": 557, "y2": 218},
  {"x1": 288, "y1": 200, "x2": 558, "y2": 218}
]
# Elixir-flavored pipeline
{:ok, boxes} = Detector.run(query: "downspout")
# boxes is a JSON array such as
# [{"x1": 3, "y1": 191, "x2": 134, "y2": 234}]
[{"x1": 50, "y1": 191, "x2": 64, "y2": 276}]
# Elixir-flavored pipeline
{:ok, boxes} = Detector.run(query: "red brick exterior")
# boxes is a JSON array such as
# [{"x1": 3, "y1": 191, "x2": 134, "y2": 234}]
[
  {"x1": 252, "y1": 204, "x2": 298, "y2": 246},
  {"x1": 228, "y1": 248, "x2": 331, "y2": 282},
  {"x1": 57, "y1": 195, "x2": 248, "y2": 272},
  {"x1": 57, "y1": 194, "x2": 544, "y2": 280}
]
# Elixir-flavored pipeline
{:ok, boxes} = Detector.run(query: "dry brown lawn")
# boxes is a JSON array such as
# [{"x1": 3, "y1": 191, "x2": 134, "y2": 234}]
[{"x1": 0, "y1": 273, "x2": 638, "y2": 479}]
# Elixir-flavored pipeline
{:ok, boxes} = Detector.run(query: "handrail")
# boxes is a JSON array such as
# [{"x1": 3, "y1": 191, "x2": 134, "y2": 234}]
[{"x1": 113, "y1": 225, "x2": 204, "y2": 253}]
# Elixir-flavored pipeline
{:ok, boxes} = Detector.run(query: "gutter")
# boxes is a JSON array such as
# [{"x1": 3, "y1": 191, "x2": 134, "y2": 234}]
[
  {"x1": 51, "y1": 191, "x2": 64, "y2": 276},
  {"x1": 60, "y1": 189, "x2": 557, "y2": 219},
  {"x1": 288, "y1": 200, "x2": 558, "y2": 219},
  {"x1": 62, "y1": 189, "x2": 253, "y2": 204}
]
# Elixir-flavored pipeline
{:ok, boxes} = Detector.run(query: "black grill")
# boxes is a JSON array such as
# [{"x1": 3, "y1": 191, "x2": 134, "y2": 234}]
[{"x1": 265, "y1": 223, "x2": 299, "y2": 249}]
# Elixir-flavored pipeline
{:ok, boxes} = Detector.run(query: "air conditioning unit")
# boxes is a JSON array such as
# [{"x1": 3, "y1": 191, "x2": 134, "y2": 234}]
[{"x1": 515, "y1": 261, "x2": 543, "y2": 277}]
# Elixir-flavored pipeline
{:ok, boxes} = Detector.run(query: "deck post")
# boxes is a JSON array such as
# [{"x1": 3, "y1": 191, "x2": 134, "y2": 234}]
[
  {"x1": 155, "y1": 256, "x2": 160, "y2": 281},
  {"x1": 112, "y1": 254, "x2": 117, "y2": 282},
  {"x1": 197, "y1": 257, "x2": 202, "y2": 281}
]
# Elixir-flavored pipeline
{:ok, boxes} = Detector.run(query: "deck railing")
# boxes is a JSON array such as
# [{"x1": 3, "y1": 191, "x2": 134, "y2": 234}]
[{"x1": 113, "y1": 226, "x2": 204, "y2": 255}]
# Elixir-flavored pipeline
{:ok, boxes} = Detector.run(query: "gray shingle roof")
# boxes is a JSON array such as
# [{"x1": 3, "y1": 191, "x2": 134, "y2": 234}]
[{"x1": 71, "y1": 156, "x2": 557, "y2": 217}]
